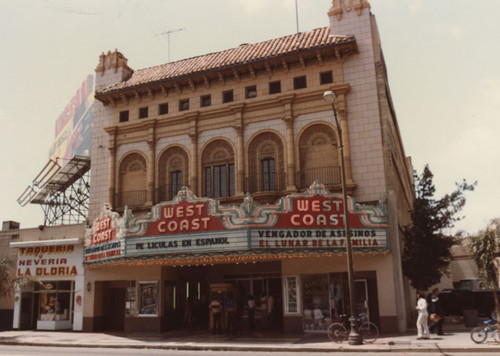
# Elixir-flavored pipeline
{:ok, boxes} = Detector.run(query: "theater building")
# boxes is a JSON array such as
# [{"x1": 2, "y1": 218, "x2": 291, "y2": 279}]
[{"x1": 84, "y1": 0, "x2": 414, "y2": 334}]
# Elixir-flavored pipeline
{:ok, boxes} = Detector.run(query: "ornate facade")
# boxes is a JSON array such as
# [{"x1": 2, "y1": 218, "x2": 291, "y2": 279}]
[{"x1": 85, "y1": 0, "x2": 414, "y2": 334}]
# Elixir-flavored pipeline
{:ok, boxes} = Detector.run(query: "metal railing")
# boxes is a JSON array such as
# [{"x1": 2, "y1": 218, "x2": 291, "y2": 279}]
[
  {"x1": 296, "y1": 166, "x2": 341, "y2": 189},
  {"x1": 246, "y1": 172, "x2": 287, "y2": 194},
  {"x1": 115, "y1": 190, "x2": 147, "y2": 209}
]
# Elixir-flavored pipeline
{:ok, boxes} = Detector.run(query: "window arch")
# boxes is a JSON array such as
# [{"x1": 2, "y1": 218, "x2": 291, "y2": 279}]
[
  {"x1": 247, "y1": 132, "x2": 285, "y2": 193},
  {"x1": 201, "y1": 140, "x2": 235, "y2": 198},
  {"x1": 297, "y1": 124, "x2": 340, "y2": 188},
  {"x1": 158, "y1": 146, "x2": 189, "y2": 202},
  {"x1": 118, "y1": 152, "x2": 147, "y2": 208}
]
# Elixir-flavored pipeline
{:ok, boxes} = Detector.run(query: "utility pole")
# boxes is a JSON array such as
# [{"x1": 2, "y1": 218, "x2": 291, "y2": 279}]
[{"x1": 156, "y1": 28, "x2": 184, "y2": 62}]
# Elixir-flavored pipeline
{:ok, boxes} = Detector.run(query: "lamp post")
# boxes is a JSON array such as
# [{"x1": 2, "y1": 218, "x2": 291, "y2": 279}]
[{"x1": 323, "y1": 90, "x2": 362, "y2": 345}]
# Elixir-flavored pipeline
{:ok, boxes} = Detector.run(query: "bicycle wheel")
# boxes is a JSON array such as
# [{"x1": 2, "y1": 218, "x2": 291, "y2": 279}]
[
  {"x1": 328, "y1": 322, "x2": 348, "y2": 343},
  {"x1": 470, "y1": 326, "x2": 488, "y2": 344},
  {"x1": 358, "y1": 321, "x2": 379, "y2": 343}
]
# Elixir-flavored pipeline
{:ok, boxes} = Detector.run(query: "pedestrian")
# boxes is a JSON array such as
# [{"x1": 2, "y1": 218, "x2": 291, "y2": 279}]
[
  {"x1": 225, "y1": 295, "x2": 237, "y2": 335},
  {"x1": 415, "y1": 292, "x2": 430, "y2": 339},
  {"x1": 267, "y1": 294, "x2": 274, "y2": 326},
  {"x1": 247, "y1": 295, "x2": 256, "y2": 331},
  {"x1": 184, "y1": 297, "x2": 192, "y2": 326},
  {"x1": 428, "y1": 288, "x2": 444, "y2": 335},
  {"x1": 209, "y1": 296, "x2": 222, "y2": 334},
  {"x1": 259, "y1": 293, "x2": 268, "y2": 327}
]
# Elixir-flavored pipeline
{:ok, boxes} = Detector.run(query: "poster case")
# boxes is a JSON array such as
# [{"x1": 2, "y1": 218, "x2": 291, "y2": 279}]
[
  {"x1": 284, "y1": 276, "x2": 300, "y2": 314},
  {"x1": 138, "y1": 281, "x2": 158, "y2": 316}
]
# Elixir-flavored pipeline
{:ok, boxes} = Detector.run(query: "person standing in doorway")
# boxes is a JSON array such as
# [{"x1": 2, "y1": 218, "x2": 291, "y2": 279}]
[
  {"x1": 225, "y1": 295, "x2": 237, "y2": 335},
  {"x1": 415, "y1": 292, "x2": 430, "y2": 339},
  {"x1": 209, "y1": 296, "x2": 222, "y2": 334},
  {"x1": 267, "y1": 294, "x2": 274, "y2": 327},
  {"x1": 247, "y1": 295, "x2": 256, "y2": 332}
]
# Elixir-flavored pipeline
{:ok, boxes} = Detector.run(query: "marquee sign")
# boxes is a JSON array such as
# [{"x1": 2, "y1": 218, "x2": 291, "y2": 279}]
[{"x1": 84, "y1": 182, "x2": 389, "y2": 265}]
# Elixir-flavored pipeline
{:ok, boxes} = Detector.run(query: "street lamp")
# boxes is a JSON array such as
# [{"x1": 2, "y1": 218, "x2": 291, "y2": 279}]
[{"x1": 323, "y1": 90, "x2": 362, "y2": 345}]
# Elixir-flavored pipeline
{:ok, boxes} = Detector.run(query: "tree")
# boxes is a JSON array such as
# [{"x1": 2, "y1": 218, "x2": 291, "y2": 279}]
[
  {"x1": 469, "y1": 220, "x2": 500, "y2": 325},
  {"x1": 0, "y1": 257, "x2": 14, "y2": 297},
  {"x1": 402, "y1": 165, "x2": 476, "y2": 291}
]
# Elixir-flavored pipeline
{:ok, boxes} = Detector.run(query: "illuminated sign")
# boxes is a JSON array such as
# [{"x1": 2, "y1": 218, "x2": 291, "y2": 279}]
[{"x1": 84, "y1": 182, "x2": 389, "y2": 265}]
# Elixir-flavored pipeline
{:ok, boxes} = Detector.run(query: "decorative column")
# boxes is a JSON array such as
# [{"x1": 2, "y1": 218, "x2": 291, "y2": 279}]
[
  {"x1": 230, "y1": 104, "x2": 246, "y2": 196},
  {"x1": 188, "y1": 114, "x2": 198, "y2": 195},
  {"x1": 279, "y1": 95, "x2": 296, "y2": 191},
  {"x1": 146, "y1": 120, "x2": 156, "y2": 205},
  {"x1": 107, "y1": 127, "x2": 117, "y2": 208}
]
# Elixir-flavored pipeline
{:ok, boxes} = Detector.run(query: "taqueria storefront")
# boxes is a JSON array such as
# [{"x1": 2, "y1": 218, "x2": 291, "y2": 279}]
[
  {"x1": 11, "y1": 232, "x2": 85, "y2": 331},
  {"x1": 82, "y1": 182, "x2": 398, "y2": 333}
]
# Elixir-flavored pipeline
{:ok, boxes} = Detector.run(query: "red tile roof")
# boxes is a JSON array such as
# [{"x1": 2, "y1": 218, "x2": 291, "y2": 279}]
[{"x1": 97, "y1": 27, "x2": 355, "y2": 95}]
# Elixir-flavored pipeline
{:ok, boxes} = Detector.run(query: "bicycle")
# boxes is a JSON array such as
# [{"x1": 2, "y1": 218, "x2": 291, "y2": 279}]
[
  {"x1": 470, "y1": 319, "x2": 499, "y2": 344},
  {"x1": 327, "y1": 313, "x2": 379, "y2": 343}
]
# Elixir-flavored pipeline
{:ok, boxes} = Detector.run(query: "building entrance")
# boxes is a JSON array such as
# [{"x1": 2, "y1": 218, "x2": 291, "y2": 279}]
[{"x1": 224, "y1": 272, "x2": 283, "y2": 331}]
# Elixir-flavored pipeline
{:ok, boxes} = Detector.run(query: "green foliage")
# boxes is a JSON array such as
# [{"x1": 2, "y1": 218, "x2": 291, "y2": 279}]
[
  {"x1": 469, "y1": 224, "x2": 499, "y2": 290},
  {"x1": 0, "y1": 257, "x2": 14, "y2": 297},
  {"x1": 402, "y1": 165, "x2": 476, "y2": 291},
  {"x1": 469, "y1": 221, "x2": 500, "y2": 323}
]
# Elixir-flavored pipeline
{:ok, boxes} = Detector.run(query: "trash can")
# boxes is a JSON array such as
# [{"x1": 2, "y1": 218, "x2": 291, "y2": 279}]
[{"x1": 463, "y1": 309, "x2": 478, "y2": 327}]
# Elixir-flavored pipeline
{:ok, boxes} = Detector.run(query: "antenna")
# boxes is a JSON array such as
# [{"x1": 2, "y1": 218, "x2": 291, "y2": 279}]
[
  {"x1": 295, "y1": 0, "x2": 300, "y2": 33},
  {"x1": 156, "y1": 28, "x2": 185, "y2": 62}
]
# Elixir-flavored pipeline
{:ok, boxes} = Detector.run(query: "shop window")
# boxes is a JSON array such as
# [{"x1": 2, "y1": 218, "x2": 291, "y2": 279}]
[
  {"x1": 139, "y1": 106, "x2": 148, "y2": 119},
  {"x1": 269, "y1": 80, "x2": 281, "y2": 94},
  {"x1": 179, "y1": 98, "x2": 190, "y2": 111},
  {"x1": 138, "y1": 281, "x2": 158, "y2": 316},
  {"x1": 158, "y1": 102, "x2": 169, "y2": 115},
  {"x1": 293, "y1": 75, "x2": 307, "y2": 90},
  {"x1": 245, "y1": 85, "x2": 257, "y2": 99},
  {"x1": 320, "y1": 71, "x2": 333, "y2": 85},
  {"x1": 302, "y1": 274, "x2": 330, "y2": 331},
  {"x1": 119, "y1": 110, "x2": 129, "y2": 123},
  {"x1": 35, "y1": 281, "x2": 73, "y2": 323},
  {"x1": 222, "y1": 90, "x2": 234, "y2": 103},
  {"x1": 201, "y1": 94, "x2": 211, "y2": 107}
]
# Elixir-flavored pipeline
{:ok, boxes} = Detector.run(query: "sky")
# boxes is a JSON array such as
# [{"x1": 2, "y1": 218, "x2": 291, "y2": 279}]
[{"x1": 0, "y1": 0, "x2": 498, "y2": 234}]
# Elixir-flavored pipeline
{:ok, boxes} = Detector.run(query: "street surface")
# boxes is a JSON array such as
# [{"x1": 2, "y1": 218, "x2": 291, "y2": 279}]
[{"x1": 1, "y1": 345, "x2": 500, "y2": 356}]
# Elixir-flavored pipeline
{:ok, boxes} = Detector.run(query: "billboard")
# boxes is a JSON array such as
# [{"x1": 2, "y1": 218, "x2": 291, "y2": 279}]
[{"x1": 49, "y1": 74, "x2": 94, "y2": 163}]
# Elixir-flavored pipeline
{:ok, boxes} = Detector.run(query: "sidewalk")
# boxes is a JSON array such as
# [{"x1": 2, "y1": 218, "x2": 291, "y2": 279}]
[{"x1": 0, "y1": 324, "x2": 499, "y2": 353}]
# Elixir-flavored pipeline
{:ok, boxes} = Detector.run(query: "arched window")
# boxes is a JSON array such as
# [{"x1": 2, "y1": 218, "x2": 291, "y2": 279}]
[
  {"x1": 118, "y1": 153, "x2": 147, "y2": 208},
  {"x1": 297, "y1": 124, "x2": 339, "y2": 189},
  {"x1": 247, "y1": 132, "x2": 285, "y2": 193},
  {"x1": 158, "y1": 146, "x2": 189, "y2": 202},
  {"x1": 201, "y1": 140, "x2": 235, "y2": 198}
]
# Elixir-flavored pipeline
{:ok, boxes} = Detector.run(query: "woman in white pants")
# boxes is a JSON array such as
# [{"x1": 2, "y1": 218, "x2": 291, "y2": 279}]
[{"x1": 416, "y1": 292, "x2": 430, "y2": 339}]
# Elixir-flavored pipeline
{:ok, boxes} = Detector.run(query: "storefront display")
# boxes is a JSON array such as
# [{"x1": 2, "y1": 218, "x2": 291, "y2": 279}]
[
  {"x1": 36, "y1": 281, "x2": 73, "y2": 329},
  {"x1": 302, "y1": 274, "x2": 330, "y2": 331}
]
